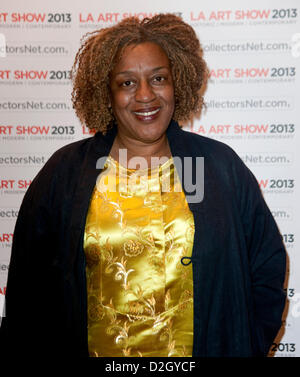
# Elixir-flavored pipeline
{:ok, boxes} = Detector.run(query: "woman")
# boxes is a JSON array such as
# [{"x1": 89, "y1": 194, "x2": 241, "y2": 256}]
[{"x1": 1, "y1": 14, "x2": 286, "y2": 357}]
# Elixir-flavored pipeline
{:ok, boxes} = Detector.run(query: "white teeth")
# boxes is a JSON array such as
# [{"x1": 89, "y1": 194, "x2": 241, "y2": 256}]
[{"x1": 134, "y1": 108, "x2": 160, "y2": 116}]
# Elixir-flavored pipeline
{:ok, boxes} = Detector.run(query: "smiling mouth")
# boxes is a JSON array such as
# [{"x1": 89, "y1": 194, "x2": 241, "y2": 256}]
[{"x1": 133, "y1": 108, "x2": 160, "y2": 117}]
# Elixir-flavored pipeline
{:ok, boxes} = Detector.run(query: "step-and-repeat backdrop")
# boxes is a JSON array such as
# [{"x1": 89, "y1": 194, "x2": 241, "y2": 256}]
[{"x1": 0, "y1": 0, "x2": 299, "y2": 357}]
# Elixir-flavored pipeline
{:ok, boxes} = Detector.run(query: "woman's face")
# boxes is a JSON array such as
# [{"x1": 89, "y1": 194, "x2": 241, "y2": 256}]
[{"x1": 109, "y1": 42, "x2": 175, "y2": 145}]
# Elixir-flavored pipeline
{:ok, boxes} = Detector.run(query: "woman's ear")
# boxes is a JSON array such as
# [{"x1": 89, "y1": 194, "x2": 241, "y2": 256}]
[
  {"x1": 107, "y1": 91, "x2": 112, "y2": 109},
  {"x1": 107, "y1": 98, "x2": 114, "y2": 117},
  {"x1": 107, "y1": 83, "x2": 112, "y2": 106}
]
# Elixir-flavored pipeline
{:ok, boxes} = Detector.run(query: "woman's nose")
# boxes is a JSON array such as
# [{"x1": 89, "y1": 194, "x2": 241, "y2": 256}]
[{"x1": 135, "y1": 80, "x2": 156, "y2": 102}]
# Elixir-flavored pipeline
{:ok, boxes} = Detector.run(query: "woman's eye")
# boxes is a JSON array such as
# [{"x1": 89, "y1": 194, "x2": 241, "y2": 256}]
[
  {"x1": 154, "y1": 76, "x2": 165, "y2": 82},
  {"x1": 122, "y1": 80, "x2": 133, "y2": 87}
]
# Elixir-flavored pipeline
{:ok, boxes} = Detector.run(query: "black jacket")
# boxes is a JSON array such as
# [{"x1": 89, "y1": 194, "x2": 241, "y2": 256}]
[{"x1": 0, "y1": 120, "x2": 286, "y2": 357}]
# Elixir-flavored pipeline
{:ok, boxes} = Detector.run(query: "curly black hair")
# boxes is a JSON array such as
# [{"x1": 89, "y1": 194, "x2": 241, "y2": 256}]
[{"x1": 71, "y1": 14, "x2": 208, "y2": 133}]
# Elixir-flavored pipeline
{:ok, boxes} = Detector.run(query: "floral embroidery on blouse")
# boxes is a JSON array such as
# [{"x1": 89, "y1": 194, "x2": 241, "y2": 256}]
[{"x1": 84, "y1": 156, "x2": 195, "y2": 357}]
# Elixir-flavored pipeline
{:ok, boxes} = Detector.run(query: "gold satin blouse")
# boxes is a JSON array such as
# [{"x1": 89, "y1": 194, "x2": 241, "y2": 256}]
[{"x1": 84, "y1": 155, "x2": 195, "y2": 357}]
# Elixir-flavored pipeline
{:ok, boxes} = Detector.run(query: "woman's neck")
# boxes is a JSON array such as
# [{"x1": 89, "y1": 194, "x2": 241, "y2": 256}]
[{"x1": 110, "y1": 133, "x2": 172, "y2": 168}]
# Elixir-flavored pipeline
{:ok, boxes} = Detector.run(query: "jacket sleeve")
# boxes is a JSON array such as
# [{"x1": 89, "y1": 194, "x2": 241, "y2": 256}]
[
  {"x1": 0, "y1": 150, "x2": 63, "y2": 355},
  {"x1": 233, "y1": 155, "x2": 287, "y2": 356}
]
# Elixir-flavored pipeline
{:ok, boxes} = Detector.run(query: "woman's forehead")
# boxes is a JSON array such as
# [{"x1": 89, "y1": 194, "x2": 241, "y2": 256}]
[{"x1": 112, "y1": 42, "x2": 170, "y2": 74}]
